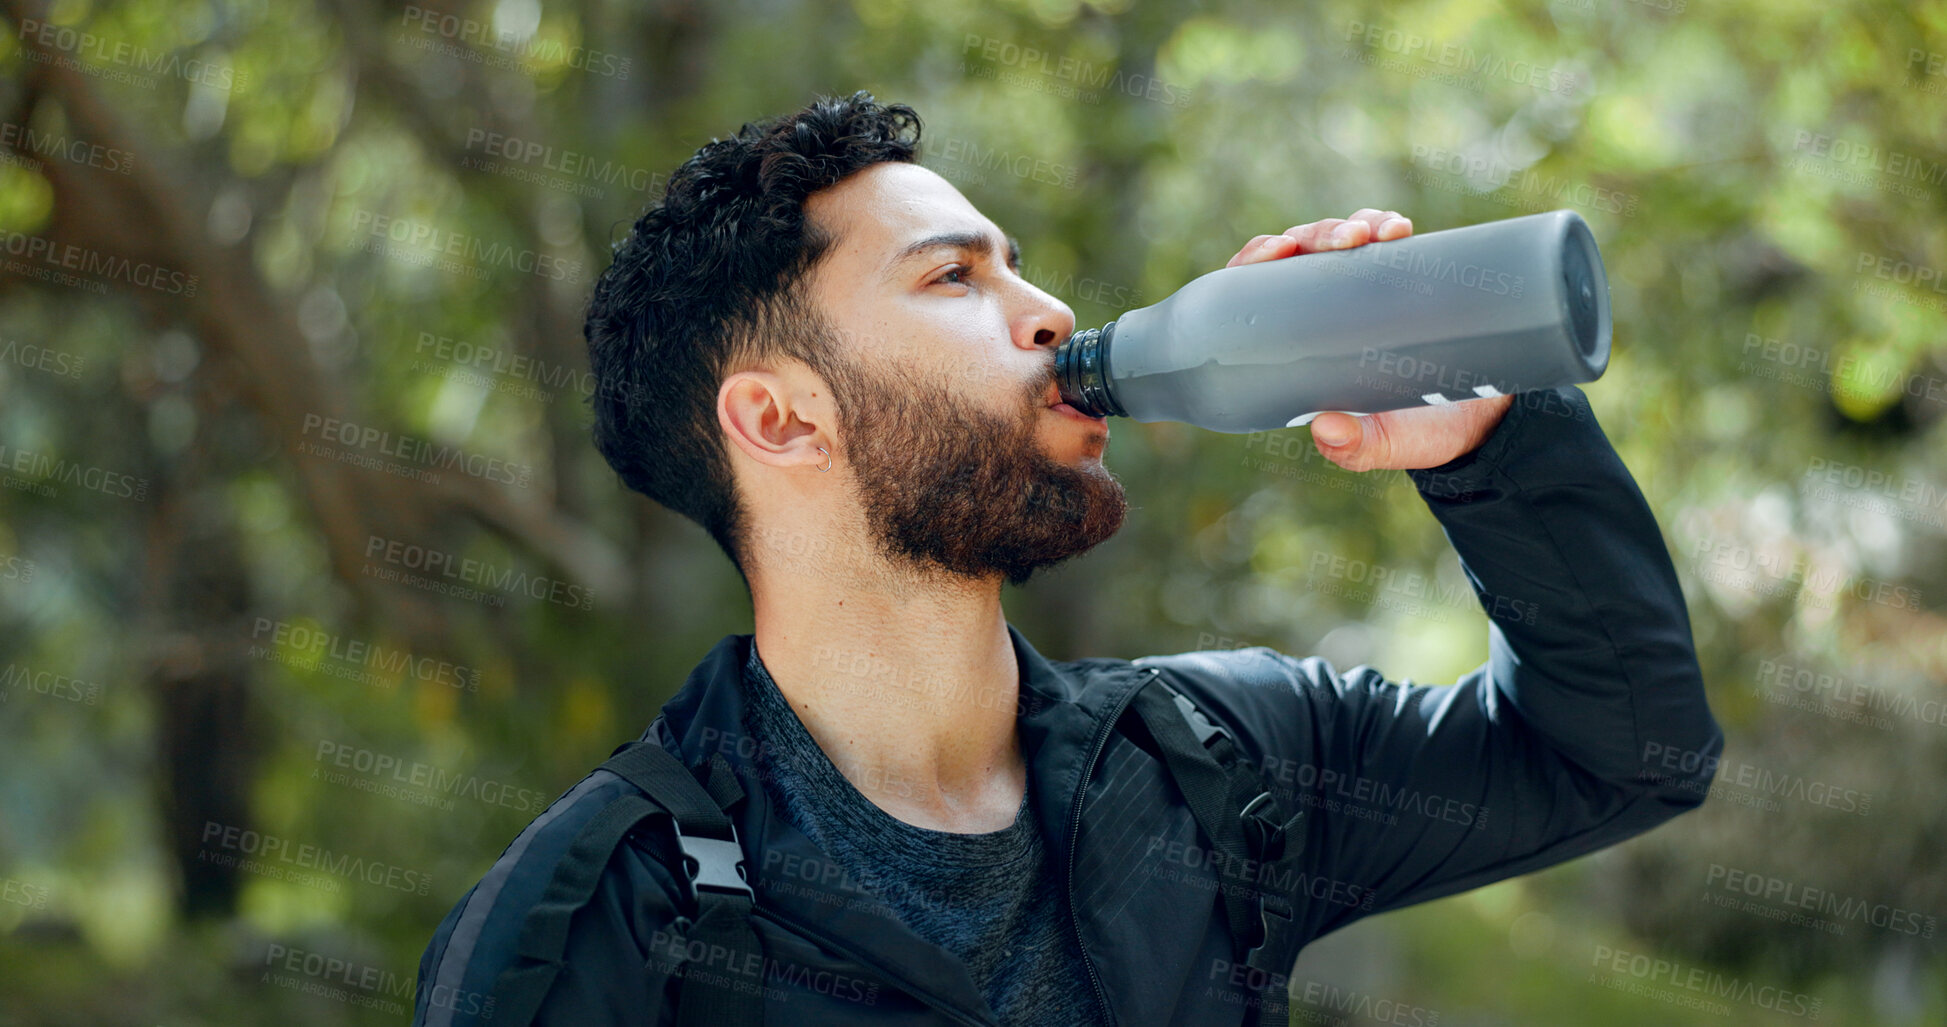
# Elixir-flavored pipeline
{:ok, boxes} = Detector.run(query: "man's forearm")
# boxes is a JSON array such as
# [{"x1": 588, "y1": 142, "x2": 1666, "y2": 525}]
[{"x1": 1407, "y1": 385, "x2": 1722, "y2": 793}]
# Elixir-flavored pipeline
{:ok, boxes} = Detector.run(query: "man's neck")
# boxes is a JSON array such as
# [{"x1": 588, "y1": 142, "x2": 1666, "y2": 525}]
[{"x1": 749, "y1": 564, "x2": 1026, "y2": 834}]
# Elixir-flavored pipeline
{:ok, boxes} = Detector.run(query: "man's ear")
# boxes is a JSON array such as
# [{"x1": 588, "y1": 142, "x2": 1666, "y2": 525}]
[{"x1": 718, "y1": 364, "x2": 832, "y2": 472}]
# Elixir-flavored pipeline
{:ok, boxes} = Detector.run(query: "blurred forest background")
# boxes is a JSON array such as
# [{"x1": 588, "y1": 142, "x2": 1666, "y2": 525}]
[{"x1": 0, "y1": 0, "x2": 1943, "y2": 1023}]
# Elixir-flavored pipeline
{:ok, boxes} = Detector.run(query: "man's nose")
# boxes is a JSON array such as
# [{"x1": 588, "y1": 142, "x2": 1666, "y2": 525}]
[{"x1": 1016, "y1": 287, "x2": 1076, "y2": 353}]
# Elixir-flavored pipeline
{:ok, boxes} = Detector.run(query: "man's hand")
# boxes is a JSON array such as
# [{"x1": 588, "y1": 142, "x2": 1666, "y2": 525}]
[{"x1": 1224, "y1": 209, "x2": 1516, "y2": 472}]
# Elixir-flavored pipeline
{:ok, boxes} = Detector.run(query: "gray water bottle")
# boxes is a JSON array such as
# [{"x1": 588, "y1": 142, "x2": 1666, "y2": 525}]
[{"x1": 1053, "y1": 208, "x2": 1611, "y2": 434}]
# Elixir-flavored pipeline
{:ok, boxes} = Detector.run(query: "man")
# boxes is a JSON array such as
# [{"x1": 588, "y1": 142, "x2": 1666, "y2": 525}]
[{"x1": 414, "y1": 91, "x2": 1722, "y2": 1026}]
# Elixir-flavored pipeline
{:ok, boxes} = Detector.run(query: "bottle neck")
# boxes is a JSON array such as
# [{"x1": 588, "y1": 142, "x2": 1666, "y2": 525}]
[{"x1": 1053, "y1": 322, "x2": 1126, "y2": 418}]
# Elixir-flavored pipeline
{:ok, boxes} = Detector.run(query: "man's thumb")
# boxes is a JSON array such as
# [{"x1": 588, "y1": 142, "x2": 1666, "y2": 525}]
[{"x1": 1311, "y1": 413, "x2": 1360, "y2": 449}]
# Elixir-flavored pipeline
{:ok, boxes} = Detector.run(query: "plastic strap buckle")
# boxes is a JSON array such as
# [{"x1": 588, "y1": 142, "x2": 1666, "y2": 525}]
[
  {"x1": 677, "y1": 827, "x2": 753, "y2": 900},
  {"x1": 1172, "y1": 690, "x2": 1233, "y2": 748},
  {"x1": 1239, "y1": 791, "x2": 1304, "y2": 863},
  {"x1": 1244, "y1": 890, "x2": 1296, "y2": 973}
]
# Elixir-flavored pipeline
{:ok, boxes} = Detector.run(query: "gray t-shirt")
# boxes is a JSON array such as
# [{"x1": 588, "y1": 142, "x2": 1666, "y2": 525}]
[{"x1": 742, "y1": 644, "x2": 1103, "y2": 1026}]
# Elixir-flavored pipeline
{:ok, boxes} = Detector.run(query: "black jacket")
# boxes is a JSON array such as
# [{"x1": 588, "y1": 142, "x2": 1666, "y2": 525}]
[{"x1": 414, "y1": 385, "x2": 1722, "y2": 1026}]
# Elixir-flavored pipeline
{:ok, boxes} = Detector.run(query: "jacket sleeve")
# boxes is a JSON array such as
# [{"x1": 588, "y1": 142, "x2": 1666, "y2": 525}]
[
  {"x1": 413, "y1": 772, "x2": 687, "y2": 1026},
  {"x1": 1146, "y1": 384, "x2": 1723, "y2": 942}
]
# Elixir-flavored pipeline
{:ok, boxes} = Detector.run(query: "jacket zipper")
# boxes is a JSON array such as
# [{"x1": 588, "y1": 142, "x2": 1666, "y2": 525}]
[{"x1": 1065, "y1": 667, "x2": 1158, "y2": 1027}]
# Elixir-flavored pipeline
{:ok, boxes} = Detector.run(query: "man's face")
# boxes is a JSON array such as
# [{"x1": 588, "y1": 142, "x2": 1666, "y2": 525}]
[{"x1": 800, "y1": 162, "x2": 1127, "y2": 587}]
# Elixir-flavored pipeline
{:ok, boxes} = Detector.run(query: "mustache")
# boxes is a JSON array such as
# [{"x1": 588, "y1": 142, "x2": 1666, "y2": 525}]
[{"x1": 1031, "y1": 364, "x2": 1060, "y2": 405}]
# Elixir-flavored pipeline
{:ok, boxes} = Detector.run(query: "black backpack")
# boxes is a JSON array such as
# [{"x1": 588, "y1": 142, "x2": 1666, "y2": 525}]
[{"x1": 486, "y1": 671, "x2": 1307, "y2": 1026}]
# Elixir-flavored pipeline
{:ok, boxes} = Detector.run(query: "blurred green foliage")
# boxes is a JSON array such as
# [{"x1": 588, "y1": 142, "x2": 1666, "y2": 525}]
[{"x1": 0, "y1": 0, "x2": 1943, "y2": 1023}]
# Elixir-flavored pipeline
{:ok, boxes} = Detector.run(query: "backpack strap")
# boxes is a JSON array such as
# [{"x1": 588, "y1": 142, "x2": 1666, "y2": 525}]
[
  {"x1": 486, "y1": 741, "x2": 765, "y2": 1026},
  {"x1": 488, "y1": 790, "x2": 663, "y2": 1024},
  {"x1": 1128, "y1": 671, "x2": 1306, "y2": 1027},
  {"x1": 603, "y1": 743, "x2": 764, "y2": 1027}
]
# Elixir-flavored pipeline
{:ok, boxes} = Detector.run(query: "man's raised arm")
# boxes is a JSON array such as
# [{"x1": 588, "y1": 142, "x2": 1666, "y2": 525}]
[
  {"x1": 1144, "y1": 380, "x2": 1723, "y2": 944},
  {"x1": 1136, "y1": 208, "x2": 1719, "y2": 944}
]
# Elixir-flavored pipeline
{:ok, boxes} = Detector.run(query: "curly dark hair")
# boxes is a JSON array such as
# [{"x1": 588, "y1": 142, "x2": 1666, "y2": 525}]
[{"x1": 584, "y1": 91, "x2": 923, "y2": 586}]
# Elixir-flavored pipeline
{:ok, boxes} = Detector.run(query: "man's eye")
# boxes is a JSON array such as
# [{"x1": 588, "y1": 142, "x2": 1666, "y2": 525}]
[{"x1": 935, "y1": 265, "x2": 973, "y2": 287}]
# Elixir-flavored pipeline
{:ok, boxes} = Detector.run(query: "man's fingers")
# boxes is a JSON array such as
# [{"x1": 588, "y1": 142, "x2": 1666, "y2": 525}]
[
  {"x1": 1225, "y1": 233, "x2": 1298, "y2": 268},
  {"x1": 1278, "y1": 210, "x2": 1412, "y2": 254},
  {"x1": 1349, "y1": 208, "x2": 1413, "y2": 241},
  {"x1": 1373, "y1": 212, "x2": 1414, "y2": 240},
  {"x1": 1280, "y1": 218, "x2": 1365, "y2": 253},
  {"x1": 1229, "y1": 209, "x2": 1414, "y2": 268}
]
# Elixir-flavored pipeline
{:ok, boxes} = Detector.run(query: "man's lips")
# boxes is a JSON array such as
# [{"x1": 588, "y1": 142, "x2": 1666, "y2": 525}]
[
  {"x1": 1048, "y1": 400, "x2": 1108, "y2": 424},
  {"x1": 1043, "y1": 382, "x2": 1106, "y2": 424}
]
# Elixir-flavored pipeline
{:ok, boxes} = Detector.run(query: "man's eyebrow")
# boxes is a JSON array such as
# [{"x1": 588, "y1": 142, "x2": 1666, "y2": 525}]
[{"x1": 883, "y1": 230, "x2": 1022, "y2": 276}]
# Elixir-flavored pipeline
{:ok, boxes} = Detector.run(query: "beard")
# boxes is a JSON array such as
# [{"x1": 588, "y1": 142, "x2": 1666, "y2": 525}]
[{"x1": 819, "y1": 352, "x2": 1128, "y2": 588}]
